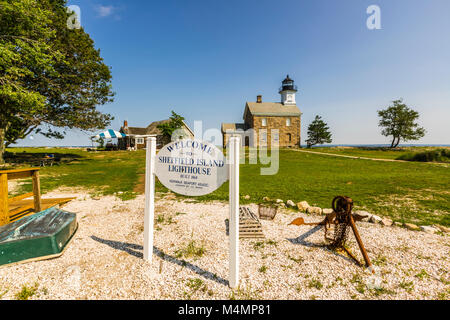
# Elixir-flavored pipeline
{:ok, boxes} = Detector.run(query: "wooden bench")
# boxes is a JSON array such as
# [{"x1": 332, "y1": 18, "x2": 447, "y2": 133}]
[
  {"x1": 0, "y1": 168, "x2": 76, "y2": 227},
  {"x1": 0, "y1": 168, "x2": 42, "y2": 226}
]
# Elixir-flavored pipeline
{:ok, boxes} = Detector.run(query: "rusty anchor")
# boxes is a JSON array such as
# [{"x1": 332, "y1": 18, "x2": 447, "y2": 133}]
[{"x1": 289, "y1": 196, "x2": 374, "y2": 273}]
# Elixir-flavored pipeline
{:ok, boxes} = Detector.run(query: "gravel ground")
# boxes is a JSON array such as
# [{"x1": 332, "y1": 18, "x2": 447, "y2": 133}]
[{"x1": 0, "y1": 190, "x2": 449, "y2": 300}]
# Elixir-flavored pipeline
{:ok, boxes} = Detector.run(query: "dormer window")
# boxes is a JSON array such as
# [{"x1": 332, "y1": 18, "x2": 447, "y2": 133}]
[{"x1": 261, "y1": 118, "x2": 267, "y2": 126}]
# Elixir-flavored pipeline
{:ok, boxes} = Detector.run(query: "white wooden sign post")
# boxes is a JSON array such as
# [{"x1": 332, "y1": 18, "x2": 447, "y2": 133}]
[
  {"x1": 143, "y1": 137, "x2": 241, "y2": 288},
  {"x1": 228, "y1": 136, "x2": 240, "y2": 289},
  {"x1": 144, "y1": 137, "x2": 156, "y2": 261}
]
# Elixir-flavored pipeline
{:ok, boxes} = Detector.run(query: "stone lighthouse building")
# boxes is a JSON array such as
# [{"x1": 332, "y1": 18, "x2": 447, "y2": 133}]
[{"x1": 221, "y1": 75, "x2": 302, "y2": 148}]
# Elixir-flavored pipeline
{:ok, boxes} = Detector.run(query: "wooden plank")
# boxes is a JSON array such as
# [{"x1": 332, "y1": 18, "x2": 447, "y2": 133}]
[
  {"x1": 8, "y1": 197, "x2": 75, "y2": 224},
  {"x1": 9, "y1": 207, "x2": 35, "y2": 222},
  {"x1": 9, "y1": 197, "x2": 75, "y2": 208},
  {"x1": 9, "y1": 204, "x2": 35, "y2": 219},
  {"x1": 8, "y1": 192, "x2": 34, "y2": 204},
  {"x1": 240, "y1": 235, "x2": 265, "y2": 239},
  {"x1": 32, "y1": 170, "x2": 42, "y2": 213},
  {"x1": 0, "y1": 168, "x2": 40, "y2": 175},
  {"x1": 6, "y1": 171, "x2": 33, "y2": 180},
  {"x1": 0, "y1": 174, "x2": 9, "y2": 226},
  {"x1": 240, "y1": 223, "x2": 262, "y2": 227},
  {"x1": 240, "y1": 227, "x2": 262, "y2": 230}
]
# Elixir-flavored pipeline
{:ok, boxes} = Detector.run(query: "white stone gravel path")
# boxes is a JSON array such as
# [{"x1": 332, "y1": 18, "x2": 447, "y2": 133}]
[{"x1": 0, "y1": 190, "x2": 448, "y2": 300}]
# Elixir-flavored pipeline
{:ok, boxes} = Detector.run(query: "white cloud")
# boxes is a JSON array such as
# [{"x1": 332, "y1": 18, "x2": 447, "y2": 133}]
[{"x1": 97, "y1": 5, "x2": 115, "y2": 17}]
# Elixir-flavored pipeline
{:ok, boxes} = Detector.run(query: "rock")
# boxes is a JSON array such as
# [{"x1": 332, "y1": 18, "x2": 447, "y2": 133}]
[
  {"x1": 404, "y1": 223, "x2": 420, "y2": 231},
  {"x1": 166, "y1": 194, "x2": 177, "y2": 200},
  {"x1": 262, "y1": 196, "x2": 270, "y2": 202},
  {"x1": 354, "y1": 211, "x2": 372, "y2": 222},
  {"x1": 296, "y1": 201, "x2": 310, "y2": 212},
  {"x1": 322, "y1": 208, "x2": 333, "y2": 215},
  {"x1": 433, "y1": 225, "x2": 450, "y2": 233},
  {"x1": 380, "y1": 218, "x2": 393, "y2": 226},
  {"x1": 277, "y1": 203, "x2": 286, "y2": 208},
  {"x1": 369, "y1": 215, "x2": 382, "y2": 224},
  {"x1": 394, "y1": 222, "x2": 403, "y2": 227},
  {"x1": 243, "y1": 195, "x2": 251, "y2": 200},
  {"x1": 420, "y1": 226, "x2": 439, "y2": 234},
  {"x1": 92, "y1": 196, "x2": 101, "y2": 201},
  {"x1": 286, "y1": 200, "x2": 295, "y2": 207},
  {"x1": 307, "y1": 207, "x2": 322, "y2": 215},
  {"x1": 276, "y1": 199, "x2": 284, "y2": 204}
]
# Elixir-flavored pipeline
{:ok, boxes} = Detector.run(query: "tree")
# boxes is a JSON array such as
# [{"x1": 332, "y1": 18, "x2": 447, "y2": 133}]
[
  {"x1": 306, "y1": 115, "x2": 332, "y2": 148},
  {"x1": 157, "y1": 111, "x2": 186, "y2": 142},
  {"x1": 378, "y1": 99, "x2": 425, "y2": 148},
  {"x1": 0, "y1": 0, "x2": 114, "y2": 163},
  {"x1": 95, "y1": 137, "x2": 105, "y2": 149}
]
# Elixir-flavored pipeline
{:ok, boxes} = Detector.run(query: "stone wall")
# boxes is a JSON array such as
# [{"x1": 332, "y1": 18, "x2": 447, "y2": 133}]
[
  {"x1": 252, "y1": 115, "x2": 301, "y2": 148},
  {"x1": 222, "y1": 115, "x2": 301, "y2": 148}
]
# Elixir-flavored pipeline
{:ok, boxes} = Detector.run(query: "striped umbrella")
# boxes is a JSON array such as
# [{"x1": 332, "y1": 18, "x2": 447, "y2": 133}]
[{"x1": 92, "y1": 129, "x2": 126, "y2": 139}]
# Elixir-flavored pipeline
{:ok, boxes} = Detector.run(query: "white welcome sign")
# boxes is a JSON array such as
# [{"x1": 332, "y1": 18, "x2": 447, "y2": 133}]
[
  {"x1": 143, "y1": 137, "x2": 240, "y2": 288},
  {"x1": 155, "y1": 140, "x2": 227, "y2": 196}
]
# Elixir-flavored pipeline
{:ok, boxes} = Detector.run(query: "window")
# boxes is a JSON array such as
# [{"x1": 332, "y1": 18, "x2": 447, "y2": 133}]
[
  {"x1": 261, "y1": 118, "x2": 267, "y2": 127},
  {"x1": 286, "y1": 118, "x2": 291, "y2": 126},
  {"x1": 260, "y1": 131, "x2": 267, "y2": 143},
  {"x1": 273, "y1": 132, "x2": 279, "y2": 142},
  {"x1": 136, "y1": 138, "x2": 144, "y2": 144},
  {"x1": 287, "y1": 133, "x2": 292, "y2": 142}
]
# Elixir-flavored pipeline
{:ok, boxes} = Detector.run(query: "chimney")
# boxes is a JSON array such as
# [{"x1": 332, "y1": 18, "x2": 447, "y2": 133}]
[
  {"x1": 124, "y1": 120, "x2": 128, "y2": 128},
  {"x1": 256, "y1": 95, "x2": 262, "y2": 103}
]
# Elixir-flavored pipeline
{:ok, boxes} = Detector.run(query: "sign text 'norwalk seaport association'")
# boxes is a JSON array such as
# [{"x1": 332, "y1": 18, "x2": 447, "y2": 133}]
[{"x1": 155, "y1": 139, "x2": 228, "y2": 196}]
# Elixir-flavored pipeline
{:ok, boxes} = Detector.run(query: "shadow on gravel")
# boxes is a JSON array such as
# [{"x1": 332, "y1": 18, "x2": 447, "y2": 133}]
[
  {"x1": 287, "y1": 226, "x2": 358, "y2": 266},
  {"x1": 90, "y1": 235, "x2": 229, "y2": 286}
]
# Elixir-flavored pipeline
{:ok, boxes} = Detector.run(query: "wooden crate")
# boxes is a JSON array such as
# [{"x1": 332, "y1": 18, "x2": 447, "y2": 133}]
[{"x1": 239, "y1": 207, "x2": 264, "y2": 239}]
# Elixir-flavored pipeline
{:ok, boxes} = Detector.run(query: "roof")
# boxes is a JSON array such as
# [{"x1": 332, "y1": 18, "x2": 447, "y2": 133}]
[
  {"x1": 244, "y1": 102, "x2": 301, "y2": 118},
  {"x1": 123, "y1": 127, "x2": 149, "y2": 135},
  {"x1": 146, "y1": 119, "x2": 171, "y2": 135},
  {"x1": 121, "y1": 120, "x2": 194, "y2": 136},
  {"x1": 221, "y1": 123, "x2": 246, "y2": 133},
  {"x1": 93, "y1": 129, "x2": 126, "y2": 139},
  {"x1": 282, "y1": 74, "x2": 294, "y2": 84}
]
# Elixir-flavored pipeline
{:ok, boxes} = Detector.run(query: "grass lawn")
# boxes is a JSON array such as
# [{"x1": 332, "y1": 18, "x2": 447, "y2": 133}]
[
  {"x1": 307, "y1": 146, "x2": 450, "y2": 160},
  {"x1": 5, "y1": 147, "x2": 146, "y2": 201},
  {"x1": 4, "y1": 147, "x2": 450, "y2": 227}
]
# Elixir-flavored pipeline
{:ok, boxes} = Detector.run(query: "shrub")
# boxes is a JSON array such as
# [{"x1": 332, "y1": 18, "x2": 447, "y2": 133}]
[
  {"x1": 175, "y1": 240, "x2": 205, "y2": 259},
  {"x1": 15, "y1": 283, "x2": 39, "y2": 300},
  {"x1": 397, "y1": 149, "x2": 450, "y2": 163}
]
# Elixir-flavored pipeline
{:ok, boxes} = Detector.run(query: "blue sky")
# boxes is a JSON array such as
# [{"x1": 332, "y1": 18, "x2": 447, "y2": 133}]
[{"x1": 16, "y1": 0, "x2": 450, "y2": 146}]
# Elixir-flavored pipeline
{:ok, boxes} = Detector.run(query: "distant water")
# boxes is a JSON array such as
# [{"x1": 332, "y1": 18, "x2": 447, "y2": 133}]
[
  {"x1": 9, "y1": 146, "x2": 93, "y2": 148},
  {"x1": 310, "y1": 144, "x2": 450, "y2": 148}
]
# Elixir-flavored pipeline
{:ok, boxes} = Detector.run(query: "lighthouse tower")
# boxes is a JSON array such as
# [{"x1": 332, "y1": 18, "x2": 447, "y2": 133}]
[{"x1": 279, "y1": 75, "x2": 298, "y2": 105}]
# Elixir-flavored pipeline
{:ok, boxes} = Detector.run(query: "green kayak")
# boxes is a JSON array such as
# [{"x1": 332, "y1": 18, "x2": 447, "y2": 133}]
[{"x1": 0, "y1": 207, "x2": 77, "y2": 266}]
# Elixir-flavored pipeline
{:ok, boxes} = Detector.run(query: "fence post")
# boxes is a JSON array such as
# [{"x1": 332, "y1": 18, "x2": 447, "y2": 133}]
[
  {"x1": 144, "y1": 137, "x2": 156, "y2": 262},
  {"x1": 32, "y1": 170, "x2": 42, "y2": 213},
  {"x1": 0, "y1": 173, "x2": 9, "y2": 226},
  {"x1": 229, "y1": 136, "x2": 240, "y2": 288}
]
